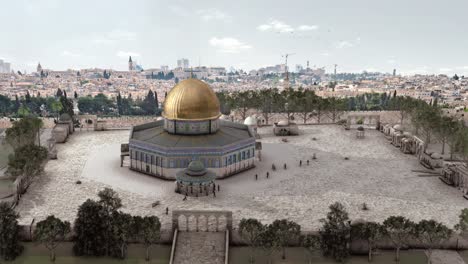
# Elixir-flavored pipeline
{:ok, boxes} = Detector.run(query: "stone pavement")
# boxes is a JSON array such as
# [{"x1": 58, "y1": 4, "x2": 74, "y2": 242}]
[
  {"x1": 429, "y1": 250, "x2": 466, "y2": 264},
  {"x1": 173, "y1": 231, "x2": 226, "y2": 264}
]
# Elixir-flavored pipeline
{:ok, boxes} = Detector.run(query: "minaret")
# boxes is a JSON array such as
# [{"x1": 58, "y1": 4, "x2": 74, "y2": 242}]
[
  {"x1": 37, "y1": 62, "x2": 42, "y2": 73},
  {"x1": 128, "y1": 56, "x2": 133, "y2": 71}
]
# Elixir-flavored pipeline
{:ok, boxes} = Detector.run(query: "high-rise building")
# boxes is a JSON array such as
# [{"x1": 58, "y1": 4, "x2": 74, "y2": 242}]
[
  {"x1": 128, "y1": 56, "x2": 134, "y2": 71},
  {"x1": 37, "y1": 62, "x2": 43, "y2": 73},
  {"x1": 393, "y1": 69, "x2": 396, "y2": 76},
  {"x1": 177, "y1": 58, "x2": 189, "y2": 69},
  {"x1": 0, "y1": 59, "x2": 11, "y2": 73}
]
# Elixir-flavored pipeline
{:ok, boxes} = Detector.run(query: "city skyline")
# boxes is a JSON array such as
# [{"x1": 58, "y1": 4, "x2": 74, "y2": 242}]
[{"x1": 0, "y1": 0, "x2": 467, "y2": 75}]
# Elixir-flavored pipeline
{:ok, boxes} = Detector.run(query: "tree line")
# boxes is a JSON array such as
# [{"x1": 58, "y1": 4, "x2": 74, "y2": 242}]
[
  {"x1": 0, "y1": 88, "x2": 160, "y2": 117},
  {"x1": 217, "y1": 88, "x2": 427, "y2": 124},
  {"x1": 0, "y1": 89, "x2": 74, "y2": 119},
  {"x1": 239, "y1": 202, "x2": 460, "y2": 264},
  {"x1": 0, "y1": 188, "x2": 161, "y2": 262},
  {"x1": 2, "y1": 189, "x2": 468, "y2": 263}
]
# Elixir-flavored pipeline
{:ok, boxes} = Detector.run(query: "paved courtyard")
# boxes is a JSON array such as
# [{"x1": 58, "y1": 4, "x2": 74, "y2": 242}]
[{"x1": 15, "y1": 125, "x2": 468, "y2": 230}]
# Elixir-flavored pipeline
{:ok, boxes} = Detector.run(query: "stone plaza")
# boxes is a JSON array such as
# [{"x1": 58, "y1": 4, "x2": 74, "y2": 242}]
[{"x1": 15, "y1": 124, "x2": 467, "y2": 232}]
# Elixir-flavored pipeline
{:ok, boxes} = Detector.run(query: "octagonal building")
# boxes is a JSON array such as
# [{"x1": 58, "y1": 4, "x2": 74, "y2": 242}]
[{"x1": 128, "y1": 78, "x2": 256, "y2": 179}]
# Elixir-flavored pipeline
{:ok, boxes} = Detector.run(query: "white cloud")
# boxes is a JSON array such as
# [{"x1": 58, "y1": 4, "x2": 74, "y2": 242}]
[
  {"x1": 456, "y1": 66, "x2": 468, "y2": 70},
  {"x1": 257, "y1": 20, "x2": 320, "y2": 33},
  {"x1": 335, "y1": 41, "x2": 354, "y2": 49},
  {"x1": 387, "y1": 59, "x2": 396, "y2": 64},
  {"x1": 116, "y1": 51, "x2": 141, "y2": 58},
  {"x1": 297, "y1": 25, "x2": 318, "y2": 31},
  {"x1": 209, "y1": 37, "x2": 252, "y2": 53},
  {"x1": 334, "y1": 38, "x2": 361, "y2": 49},
  {"x1": 197, "y1": 9, "x2": 231, "y2": 21},
  {"x1": 321, "y1": 52, "x2": 330, "y2": 56},
  {"x1": 257, "y1": 20, "x2": 294, "y2": 33},
  {"x1": 169, "y1": 5, "x2": 189, "y2": 17},
  {"x1": 93, "y1": 29, "x2": 136, "y2": 44},
  {"x1": 61, "y1": 50, "x2": 81, "y2": 57},
  {"x1": 439, "y1": 68, "x2": 453, "y2": 72}
]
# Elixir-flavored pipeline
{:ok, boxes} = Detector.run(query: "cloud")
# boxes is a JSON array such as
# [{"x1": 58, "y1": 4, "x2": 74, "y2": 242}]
[
  {"x1": 61, "y1": 50, "x2": 81, "y2": 57},
  {"x1": 297, "y1": 25, "x2": 319, "y2": 31},
  {"x1": 169, "y1": 5, "x2": 189, "y2": 17},
  {"x1": 197, "y1": 9, "x2": 231, "y2": 21},
  {"x1": 334, "y1": 38, "x2": 361, "y2": 49},
  {"x1": 321, "y1": 52, "x2": 330, "y2": 56},
  {"x1": 387, "y1": 59, "x2": 396, "y2": 64},
  {"x1": 257, "y1": 20, "x2": 320, "y2": 33},
  {"x1": 439, "y1": 68, "x2": 453, "y2": 72},
  {"x1": 116, "y1": 51, "x2": 141, "y2": 58},
  {"x1": 335, "y1": 41, "x2": 354, "y2": 49},
  {"x1": 456, "y1": 66, "x2": 468, "y2": 70},
  {"x1": 93, "y1": 29, "x2": 137, "y2": 44},
  {"x1": 257, "y1": 20, "x2": 294, "y2": 33},
  {"x1": 209, "y1": 37, "x2": 252, "y2": 53}
]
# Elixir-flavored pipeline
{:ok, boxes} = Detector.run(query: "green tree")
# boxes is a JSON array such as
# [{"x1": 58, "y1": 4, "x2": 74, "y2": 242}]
[
  {"x1": 98, "y1": 188, "x2": 122, "y2": 256},
  {"x1": 455, "y1": 208, "x2": 468, "y2": 235},
  {"x1": 382, "y1": 216, "x2": 415, "y2": 263},
  {"x1": 319, "y1": 202, "x2": 350, "y2": 262},
  {"x1": 50, "y1": 100, "x2": 63, "y2": 120},
  {"x1": 258, "y1": 224, "x2": 279, "y2": 264},
  {"x1": 413, "y1": 220, "x2": 451, "y2": 264},
  {"x1": 73, "y1": 199, "x2": 107, "y2": 256},
  {"x1": 0, "y1": 202, "x2": 23, "y2": 261},
  {"x1": 301, "y1": 234, "x2": 321, "y2": 264},
  {"x1": 351, "y1": 221, "x2": 382, "y2": 262},
  {"x1": 239, "y1": 218, "x2": 265, "y2": 263},
  {"x1": 7, "y1": 144, "x2": 48, "y2": 179},
  {"x1": 270, "y1": 219, "x2": 301, "y2": 260},
  {"x1": 133, "y1": 215, "x2": 161, "y2": 261},
  {"x1": 34, "y1": 215, "x2": 71, "y2": 262},
  {"x1": 142, "y1": 90, "x2": 158, "y2": 115},
  {"x1": 5, "y1": 116, "x2": 42, "y2": 149},
  {"x1": 111, "y1": 212, "x2": 133, "y2": 259}
]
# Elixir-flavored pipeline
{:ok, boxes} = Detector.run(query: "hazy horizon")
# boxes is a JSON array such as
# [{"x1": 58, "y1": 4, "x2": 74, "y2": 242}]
[{"x1": 1, "y1": 0, "x2": 467, "y2": 76}]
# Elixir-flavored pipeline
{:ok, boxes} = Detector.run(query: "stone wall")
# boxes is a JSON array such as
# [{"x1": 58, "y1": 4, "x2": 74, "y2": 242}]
[
  {"x1": 231, "y1": 110, "x2": 403, "y2": 126},
  {"x1": 0, "y1": 117, "x2": 56, "y2": 129}
]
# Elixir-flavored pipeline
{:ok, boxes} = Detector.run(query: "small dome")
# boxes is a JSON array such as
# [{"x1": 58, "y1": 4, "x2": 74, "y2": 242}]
[
  {"x1": 187, "y1": 160, "x2": 205, "y2": 172},
  {"x1": 220, "y1": 114, "x2": 230, "y2": 120},
  {"x1": 59, "y1": 113, "x2": 72, "y2": 121},
  {"x1": 163, "y1": 79, "x2": 221, "y2": 121},
  {"x1": 277, "y1": 120, "x2": 289, "y2": 126},
  {"x1": 244, "y1": 116, "x2": 257, "y2": 126},
  {"x1": 393, "y1": 124, "x2": 402, "y2": 131},
  {"x1": 403, "y1": 131, "x2": 412, "y2": 136},
  {"x1": 357, "y1": 126, "x2": 364, "y2": 131},
  {"x1": 431, "y1": 152, "x2": 442, "y2": 159}
]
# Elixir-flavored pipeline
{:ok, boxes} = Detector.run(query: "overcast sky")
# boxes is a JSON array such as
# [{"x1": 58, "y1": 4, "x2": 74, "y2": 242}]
[{"x1": 1, "y1": 0, "x2": 467, "y2": 75}]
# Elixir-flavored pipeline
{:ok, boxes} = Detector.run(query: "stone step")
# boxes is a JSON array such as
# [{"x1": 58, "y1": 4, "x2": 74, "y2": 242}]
[{"x1": 173, "y1": 231, "x2": 226, "y2": 264}]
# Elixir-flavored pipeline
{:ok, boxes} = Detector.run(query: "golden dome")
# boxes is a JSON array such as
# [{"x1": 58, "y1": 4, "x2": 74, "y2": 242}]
[{"x1": 163, "y1": 79, "x2": 221, "y2": 121}]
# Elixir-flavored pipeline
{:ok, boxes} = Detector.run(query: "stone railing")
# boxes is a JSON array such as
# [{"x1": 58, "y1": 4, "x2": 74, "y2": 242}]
[{"x1": 172, "y1": 210, "x2": 233, "y2": 232}]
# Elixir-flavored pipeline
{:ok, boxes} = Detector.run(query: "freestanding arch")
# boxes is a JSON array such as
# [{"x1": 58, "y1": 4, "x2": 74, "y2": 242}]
[{"x1": 172, "y1": 210, "x2": 233, "y2": 232}]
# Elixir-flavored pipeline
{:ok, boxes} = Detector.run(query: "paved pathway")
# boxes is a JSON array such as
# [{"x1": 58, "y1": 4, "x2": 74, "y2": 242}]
[
  {"x1": 173, "y1": 231, "x2": 226, "y2": 264},
  {"x1": 429, "y1": 250, "x2": 465, "y2": 264}
]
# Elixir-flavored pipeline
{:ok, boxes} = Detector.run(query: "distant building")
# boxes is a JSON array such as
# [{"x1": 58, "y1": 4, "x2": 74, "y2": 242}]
[
  {"x1": 128, "y1": 56, "x2": 134, "y2": 71},
  {"x1": 0, "y1": 59, "x2": 11, "y2": 73},
  {"x1": 177, "y1": 58, "x2": 189, "y2": 69},
  {"x1": 295, "y1": 64, "x2": 303, "y2": 73},
  {"x1": 37, "y1": 62, "x2": 42, "y2": 73},
  {"x1": 393, "y1": 69, "x2": 396, "y2": 76},
  {"x1": 161, "y1": 65, "x2": 169, "y2": 72}
]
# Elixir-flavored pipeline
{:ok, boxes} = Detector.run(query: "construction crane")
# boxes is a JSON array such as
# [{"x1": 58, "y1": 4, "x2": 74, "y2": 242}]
[{"x1": 281, "y1": 53, "x2": 295, "y2": 88}]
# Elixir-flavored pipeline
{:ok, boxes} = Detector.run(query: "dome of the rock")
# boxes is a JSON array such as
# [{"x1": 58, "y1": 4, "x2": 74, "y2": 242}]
[{"x1": 163, "y1": 78, "x2": 221, "y2": 121}]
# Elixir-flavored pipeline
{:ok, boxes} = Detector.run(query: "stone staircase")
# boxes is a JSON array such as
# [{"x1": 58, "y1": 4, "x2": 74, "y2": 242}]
[{"x1": 172, "y1": 231, "x2": 226, "y2": 264}]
